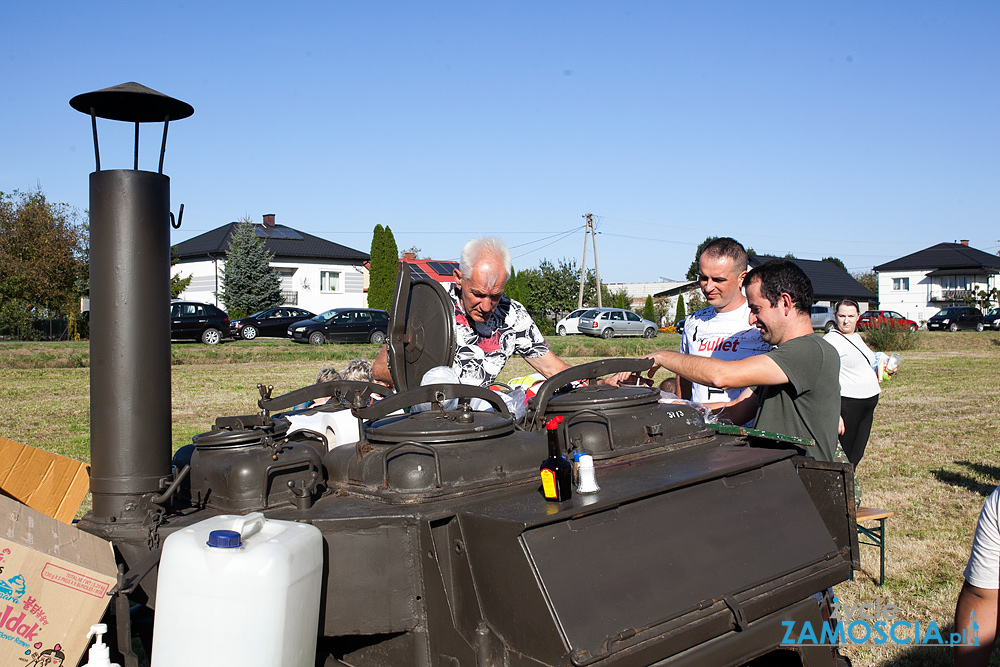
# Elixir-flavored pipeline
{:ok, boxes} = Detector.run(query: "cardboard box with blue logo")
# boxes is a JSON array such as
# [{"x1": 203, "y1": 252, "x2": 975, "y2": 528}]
[{"x1": 0, "y1": 436, "x2": 117, "y2": 666}]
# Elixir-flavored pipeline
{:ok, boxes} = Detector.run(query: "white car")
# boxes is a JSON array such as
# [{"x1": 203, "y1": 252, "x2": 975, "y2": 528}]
[{"x1": 555, "y1": 308, "x2": 589, "y2": 336}]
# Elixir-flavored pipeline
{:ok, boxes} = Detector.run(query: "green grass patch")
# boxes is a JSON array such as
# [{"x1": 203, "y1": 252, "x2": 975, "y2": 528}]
[{"x1": 2, "y1": 333, "x2": 999, "y2": 666}]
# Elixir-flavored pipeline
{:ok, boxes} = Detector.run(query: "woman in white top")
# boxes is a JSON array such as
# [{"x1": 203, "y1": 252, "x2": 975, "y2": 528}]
[{"x1": 823, "y1": 298, "x2": 882, "y2": 467}]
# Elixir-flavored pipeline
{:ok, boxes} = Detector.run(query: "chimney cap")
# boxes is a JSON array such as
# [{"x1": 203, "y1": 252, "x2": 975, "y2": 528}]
[
  {"x1": 960, "y1": 239, "x2": 970, "y2": 246},
  {"x1": 70, "y1": 82, "x2": 194, "y2": 122}
]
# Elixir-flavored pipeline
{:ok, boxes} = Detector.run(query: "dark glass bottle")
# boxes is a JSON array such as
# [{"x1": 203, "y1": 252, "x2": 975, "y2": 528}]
[{"x1": 540, "y1": 416, "x2": 572, "y2": 502}]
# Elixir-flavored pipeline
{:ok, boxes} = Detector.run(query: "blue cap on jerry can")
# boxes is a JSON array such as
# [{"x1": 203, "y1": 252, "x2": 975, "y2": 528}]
[{"x1": 207, "y1": 529, "x2": 242, "y2": 548}]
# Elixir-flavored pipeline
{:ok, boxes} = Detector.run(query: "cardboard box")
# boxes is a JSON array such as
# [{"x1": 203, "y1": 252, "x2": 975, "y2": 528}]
[
  {"x1": 0, "y1": 495, "x2": 117, "y2": 667},
  {"x1": 0, "y1": 437, "x2": 90, "y2": 525}
]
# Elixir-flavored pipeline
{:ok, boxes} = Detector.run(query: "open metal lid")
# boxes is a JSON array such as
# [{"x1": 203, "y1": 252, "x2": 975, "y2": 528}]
[{"x1": 387, "y1": 262, "x2": 456, "y2": 391}]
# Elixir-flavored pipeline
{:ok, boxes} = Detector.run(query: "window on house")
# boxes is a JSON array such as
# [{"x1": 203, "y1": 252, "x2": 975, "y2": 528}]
[
  {"x1": 893, "y1": 278, "x2": 909, "y2": 291},
  {"x1": 320, "y1": 271, "x2": 341, "y2": 292}
]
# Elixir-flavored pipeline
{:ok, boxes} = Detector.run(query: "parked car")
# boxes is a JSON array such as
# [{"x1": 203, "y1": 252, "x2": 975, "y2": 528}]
[
  {"x1": 170, "y1": 300, "x2": 230, "y2": 345},
  {"x1": 230, "y1": 307, "x2": 316, "y2": 340},
  {"x1": 555, "y1": 308, "x2": 590, "y2": 336},
  {"x1": 578, "y1": 308, "x2": 658, "y2": 339},
  {"x1": 856, "y1": 310, "x2": 918, "y2": 332},
  {"x1": 927, "y1": 306, "x2": 984, "y2": 332},
  {"x1": 985, "y1": 307, "x2": 1000, "y2": 330},
  {"x1": 810, "y1": 305, "x2": 836, "y2": 332},
  {"x1": 675, "y1": 318, "x2": 686, "y2": 336},
  {"x1": 288, "y1": 308, "x2": 389, "y2": 345}
]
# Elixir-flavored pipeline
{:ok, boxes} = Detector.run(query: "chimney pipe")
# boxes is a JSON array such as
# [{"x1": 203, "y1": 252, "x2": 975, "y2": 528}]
[
  {"x1": 69, "y1": 82, "x2": 193, "y2": 529},
  {"x1": 263, "y1": 213, "x2": 275, "y2": 227}
]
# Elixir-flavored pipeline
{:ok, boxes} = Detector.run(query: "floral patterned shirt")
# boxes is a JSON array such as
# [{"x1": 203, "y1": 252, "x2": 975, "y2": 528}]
[{"x1": 447, "y1": 283, "x2": 550, "y2": 387}]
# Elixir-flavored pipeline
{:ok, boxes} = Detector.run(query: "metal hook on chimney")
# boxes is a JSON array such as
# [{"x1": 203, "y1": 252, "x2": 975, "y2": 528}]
[{"x1": 170, "y1": 203, "x2": 184, "y2": 229}]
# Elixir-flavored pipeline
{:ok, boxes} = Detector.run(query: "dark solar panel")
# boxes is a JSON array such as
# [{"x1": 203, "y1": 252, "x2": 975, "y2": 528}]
[
  {"x1": 427, "y1": 261, "x2": 459, "y2": 276},
  {"x1": 255, "y1": 226, "x2": 303, "y2": 240},
  {"x1": 409, "y1": 266, "x2": 431, "y2": 281}
]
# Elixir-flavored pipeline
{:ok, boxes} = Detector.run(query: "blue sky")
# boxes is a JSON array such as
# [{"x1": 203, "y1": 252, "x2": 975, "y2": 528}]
[{"x1": 3, "y1": 2, "x2": 998, "y2": 281}]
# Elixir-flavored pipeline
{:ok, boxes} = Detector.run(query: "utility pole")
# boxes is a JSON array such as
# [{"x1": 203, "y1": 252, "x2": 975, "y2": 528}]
[{"x1": 577, "y1": 213, "x2": 601, "y2": 308}]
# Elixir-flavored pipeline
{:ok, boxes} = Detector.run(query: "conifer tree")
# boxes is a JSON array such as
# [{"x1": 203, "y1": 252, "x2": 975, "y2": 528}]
[
  {"x1": 642, "y1": 295, "x2": 656, "y2": 321},
  {"x1": 675, "y1": 294, "x2": 686, "y2": 323},
  {"x1": 219, "y1": 219, "x2": 282, "y2": 318},
  {"x1": 368, "y1": 224, "x2": 385, "y2": 309},
  {"x1": 368, "y1": 224, "x2": 399, "y2": 312}
]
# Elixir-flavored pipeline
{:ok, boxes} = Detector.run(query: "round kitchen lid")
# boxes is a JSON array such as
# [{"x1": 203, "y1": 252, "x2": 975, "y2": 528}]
[
  {"x1": 356, "y1": 382, "x2": 514, "y2": 444},
  {"x1": 365, "y1": 408, "x2": 515, "y2": 444},
  {"x1": 387, "y1": 262, "x2": 456, "y2": 392},
  {"x1": 541, "y1": 383, "x2": 660, "y2": 413}
]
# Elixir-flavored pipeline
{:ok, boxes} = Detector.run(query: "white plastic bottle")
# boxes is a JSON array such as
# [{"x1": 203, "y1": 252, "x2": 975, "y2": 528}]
[
  {"x1": 81, "y1": 623, "x2": 120, "y2": 667},
  {"x1": 150, "y1": 513, "x2": 323, "y2": 667}
]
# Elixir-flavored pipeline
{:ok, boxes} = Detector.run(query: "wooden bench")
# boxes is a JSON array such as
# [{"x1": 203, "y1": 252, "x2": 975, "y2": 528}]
[{"x1": 855, "y1": 507, "x2": 894, "y2": 586}]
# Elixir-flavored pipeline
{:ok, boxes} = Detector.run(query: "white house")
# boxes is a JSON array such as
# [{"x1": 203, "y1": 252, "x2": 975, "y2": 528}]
[
  {"x1": 607, "y1": 281, "x2": 695, "y2": 321},
  {"x1": 172, "y1": 214, "x2": 370, "y2": 314},
  {"x1": 873, "y1": 241, "x2": 1000, "y2": 324}
]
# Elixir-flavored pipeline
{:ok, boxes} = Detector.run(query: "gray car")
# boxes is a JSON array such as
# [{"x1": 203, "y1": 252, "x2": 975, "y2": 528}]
[
  {"x1": 810, "y1": 305, "x2": 836, "y2": 332},
  {"x1": 578, "y1": 308, "x2": 658, "y2": 339}
]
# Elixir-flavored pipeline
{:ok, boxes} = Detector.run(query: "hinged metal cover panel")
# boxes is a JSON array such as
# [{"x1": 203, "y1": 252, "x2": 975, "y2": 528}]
[
  {"x1": 520, "y1": 459, "x2": 843, "y2": 662},
  {"x1": 387, "y1": 262, "x2": 456, "y2": 391}
]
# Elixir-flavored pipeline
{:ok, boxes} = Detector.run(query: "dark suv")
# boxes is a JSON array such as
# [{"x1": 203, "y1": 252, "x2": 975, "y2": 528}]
[
  {"x1": 985, "y1": 307, "x2": 1000, "y2": 331},
  {"x1": 927, "y1": 306, "x2": 984, "y2": 332},
  {"x1": 287, "y1": 308, "x2": 389, "y2": 345},
  {"x1": 170, "y1": 300, "x2": 230, "y2": 345}
]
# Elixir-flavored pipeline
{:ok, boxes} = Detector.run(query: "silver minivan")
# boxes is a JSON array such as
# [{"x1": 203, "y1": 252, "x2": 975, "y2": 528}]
[
  {"x1": 810, "y1": 305, "x2": 836, "y2": 332},
  {"x1": 578, "y1": 308, "x2": 658, "y2": 339}
]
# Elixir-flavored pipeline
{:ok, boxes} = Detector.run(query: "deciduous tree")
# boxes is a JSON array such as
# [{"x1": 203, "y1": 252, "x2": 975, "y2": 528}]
[
  {"x1": 852, "y1": 271, "x2": 878, "y2": 300},
  {"x1": 686, "y1": 236, "x2": 719, "y2": 281},
  {"x1": 0, "y1": 189, "x2": 85, "y2": 339},
  {"x1": 822, "y1": 256, "x2": 848, "y2": 272},
  {"x1": 609, "y1": 287, "x2": 631, "y2": 310}
]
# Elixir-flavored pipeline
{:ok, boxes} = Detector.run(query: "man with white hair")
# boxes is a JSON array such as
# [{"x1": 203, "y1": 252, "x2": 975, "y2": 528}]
[{"x1": 374, "y1": 237, "x2": 571, "y2": 388}]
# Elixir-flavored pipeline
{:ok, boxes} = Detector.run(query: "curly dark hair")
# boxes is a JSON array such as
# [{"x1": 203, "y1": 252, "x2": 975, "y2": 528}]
[{"x1": 745, "y1": 259, "x2": 813, "y2": 314}]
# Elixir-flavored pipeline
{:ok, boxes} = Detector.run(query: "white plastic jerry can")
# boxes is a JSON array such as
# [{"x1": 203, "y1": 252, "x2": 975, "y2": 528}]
[{"x1": 151, "y1": 512, "x2": 323, "y2": 667}]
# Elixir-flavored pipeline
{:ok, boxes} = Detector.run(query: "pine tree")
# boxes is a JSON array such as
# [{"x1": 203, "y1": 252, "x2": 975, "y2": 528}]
[
  {"x1": 642, "y1": 295, "x2": 656, "y2": 321},
  {"x1": 219, "y1": 219, "x2": 283, "y2": 318},
  {"x1": 675, "y1": 294, "x2": 686, "y2": 323},
  {"x1": 170, "y1": 247, "x2": 192, "y2": 298}
]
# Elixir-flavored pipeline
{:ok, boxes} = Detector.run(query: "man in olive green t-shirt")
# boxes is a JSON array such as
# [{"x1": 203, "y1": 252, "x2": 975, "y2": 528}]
[{"x1": 622, "y1": 259, "x2": 841, "y2": 463}]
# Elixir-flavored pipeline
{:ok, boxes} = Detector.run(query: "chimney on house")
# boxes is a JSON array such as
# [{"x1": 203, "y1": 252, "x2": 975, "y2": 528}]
[
  {"x1": 403, "y1": 252, "x2": 416, "y2": 260},
  {"x1": 960, "y1": 239, "x2": 969, "y2": 246},
  {"x1": 263, "y1": 213, "x2": 276, "y2": 227}
]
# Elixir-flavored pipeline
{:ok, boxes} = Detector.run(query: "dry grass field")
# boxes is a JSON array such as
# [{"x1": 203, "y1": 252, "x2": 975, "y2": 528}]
[{"x1": 2, "y1": 331, "x2": 999, "y2": 666}]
